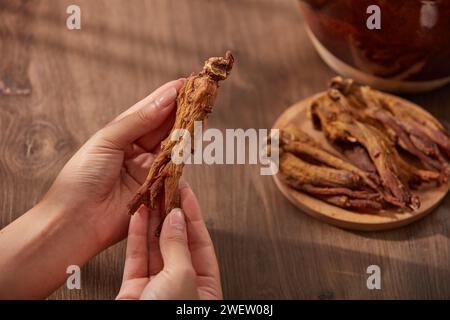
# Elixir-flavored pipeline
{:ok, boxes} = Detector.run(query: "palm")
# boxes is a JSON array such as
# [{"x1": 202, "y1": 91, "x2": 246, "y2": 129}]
[{"x1": 50, "y1": 139, "x2": 155, "y2": 245}]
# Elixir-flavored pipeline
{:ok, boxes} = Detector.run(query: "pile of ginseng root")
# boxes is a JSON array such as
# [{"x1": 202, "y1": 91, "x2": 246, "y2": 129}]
[{"x1": 279, "y1": 77, "x2": 450, "y2": 213}]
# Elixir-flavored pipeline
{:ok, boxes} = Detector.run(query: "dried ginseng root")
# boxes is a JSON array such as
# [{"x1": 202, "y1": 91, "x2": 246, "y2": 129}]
[
  {"x1": 280, "y1": 125, "x2": 379, "y2": 190},
  {"x1": 127, "y1": 52, "x2": 234, "y2": 217},
  {"x1": 328, "y1": 77, "x2": 450, "y2": 183},
  {"x1": 279, "y1": 127, "x2": 384, "y2": 212},
  {"x1": 310, "y1": 90, "x2": 418, "y2": 209},
  {"x1": 307, "y1": 77, "x2": 450, "y2": 211}
]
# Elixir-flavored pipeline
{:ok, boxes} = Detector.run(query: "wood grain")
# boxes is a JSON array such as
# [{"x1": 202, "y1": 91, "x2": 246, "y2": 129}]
[{"x1": 0, "y1": 0, "x2": 449, "y2": 299}]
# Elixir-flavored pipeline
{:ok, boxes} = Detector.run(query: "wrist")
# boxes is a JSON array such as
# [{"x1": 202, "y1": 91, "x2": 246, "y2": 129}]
[
  {"x1": 0, "y1": 198, "x2": 103, "y2": 299},
  {"x1": 38, "y1": 195, "x2": 105, "y2": 256}
]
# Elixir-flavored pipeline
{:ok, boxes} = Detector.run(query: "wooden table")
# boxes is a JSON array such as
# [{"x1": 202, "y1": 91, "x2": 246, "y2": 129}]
[{"x1": 1, "y1": 0, "x2": 449, "y2": 299}]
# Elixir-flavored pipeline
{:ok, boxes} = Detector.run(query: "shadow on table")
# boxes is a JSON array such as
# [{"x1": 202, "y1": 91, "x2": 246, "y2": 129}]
[
  {"x1": 401, "y1": 83, "x2": 450, "y2": 133},
  {"x1": 210, "y1": 228, "x2": 450, "y2": 299},
  {"x1": 0, "y1": 0, "x2": 305, "y2": 78}
]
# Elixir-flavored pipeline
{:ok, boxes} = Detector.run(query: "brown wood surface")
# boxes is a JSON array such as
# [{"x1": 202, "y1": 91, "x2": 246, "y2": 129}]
[{"x1": 0, "y1": 0, "x2": 449, "y2": 300}]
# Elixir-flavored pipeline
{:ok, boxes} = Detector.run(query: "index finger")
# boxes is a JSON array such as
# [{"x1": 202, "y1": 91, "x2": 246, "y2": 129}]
[
  {"x1": 113, "y1": 78, "x2": 185, "y2": 123},
  {"x1": 121, "y1": 207, "x2": 150, "y2": 282},
  {"x1": 180, "y1": 183, "x2": 221, "y2": 283}
]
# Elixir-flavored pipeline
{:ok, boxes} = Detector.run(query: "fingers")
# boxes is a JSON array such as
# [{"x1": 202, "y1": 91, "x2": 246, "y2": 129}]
[
  {"x1": 123, "y1": 142, "x2": 147, "y2": 159},
  {"x1": 135, "y1": 109, "x2": 176, "y2": 152},
  {"x1": 148, "y1": 199, "x2": 163, "y2": 276},
  {"x1": 124, "y1": 153, "x2": 154, "y2": 185},
  {"x1": 96, "y1": 85, "x2": 178, "y2": 150},
  {"x1": 159, "y1": 208, "x2": 194, "y2": 272},
  {"x1": 112, "y1": 79, "x2": 184, "y2": 123},
  {"x1": 139, "y1": 208, "x2": 198, "y2": 300},
  {"x1": 121, "y1": 207, "x2": 150, "y2": 282},
  {"x1": 180, "y1": 183, "x2": 221, "y2": 281},
  {"x1": 108, "y1": 79, "x2": 185, "y2": 152}
]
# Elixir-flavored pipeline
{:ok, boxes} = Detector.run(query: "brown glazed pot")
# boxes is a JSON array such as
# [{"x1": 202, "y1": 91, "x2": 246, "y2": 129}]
[{"x1": 300, "y1": 0, "x2": 450, "y2": 92}]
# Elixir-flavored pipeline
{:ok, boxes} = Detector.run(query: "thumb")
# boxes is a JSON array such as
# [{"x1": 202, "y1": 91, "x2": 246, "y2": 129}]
[
  {"x1": 159, "y1": 208, "x2": 193, "y2": 272},
  {"x1": 96, "y1": 86, "x2": 178, "y2": 150}
]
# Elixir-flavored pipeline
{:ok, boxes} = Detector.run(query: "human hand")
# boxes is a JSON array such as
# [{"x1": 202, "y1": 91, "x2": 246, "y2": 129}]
[
  {"x1": 116, "y1": 183, "x2": 223, "y2": 300},
  {"x1": 43, "y1": 79, "x2": 185, "y2": 250}
]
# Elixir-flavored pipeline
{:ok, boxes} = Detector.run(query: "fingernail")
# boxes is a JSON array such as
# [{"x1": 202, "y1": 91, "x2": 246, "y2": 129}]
[
  {"x1": 169, "y1": 208, "x2": 185, "y2": 230},
  {"x1": 154, "y1": 87, "x2": 177, "y2": 109}
]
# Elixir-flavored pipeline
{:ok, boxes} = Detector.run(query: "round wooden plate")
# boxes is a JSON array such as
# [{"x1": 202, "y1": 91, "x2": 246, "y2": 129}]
[{"x1": 272, "y1": 92, "x2": 450, "y2": 231}]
